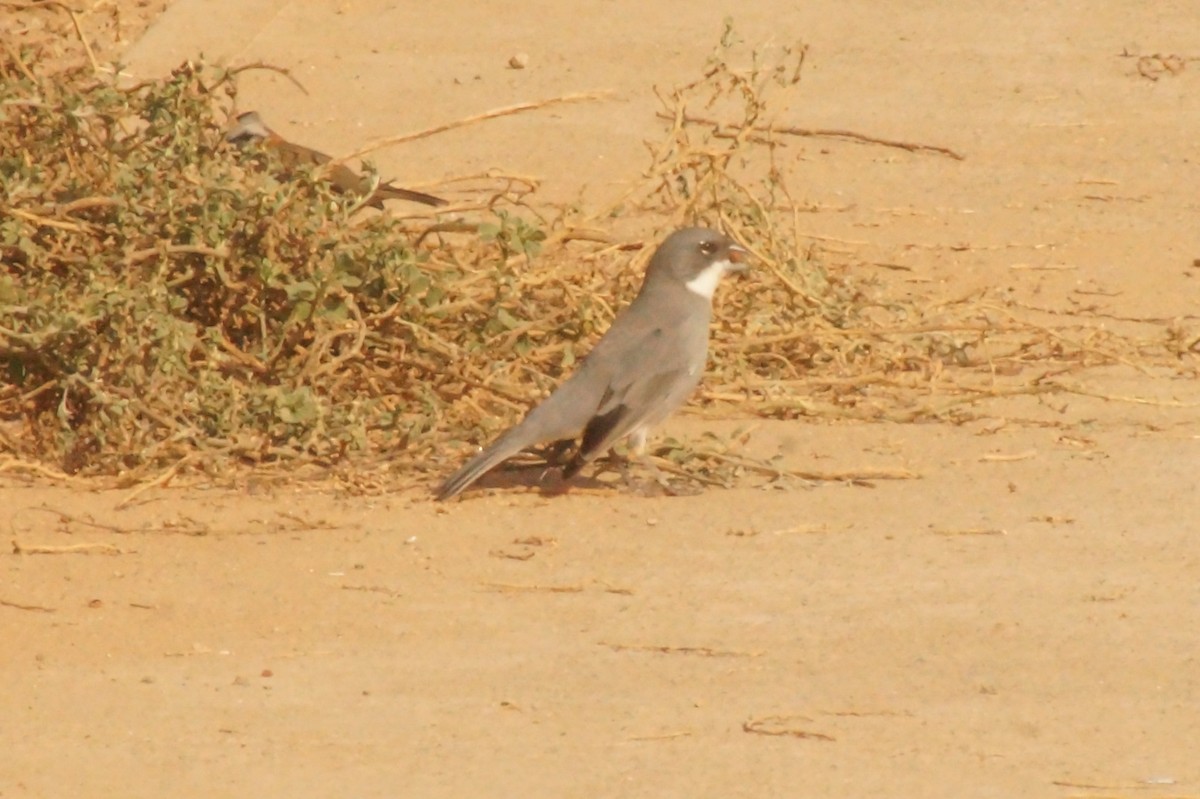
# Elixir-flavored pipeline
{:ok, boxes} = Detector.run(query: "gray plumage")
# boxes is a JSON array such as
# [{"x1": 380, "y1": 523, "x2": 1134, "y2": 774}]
[{"x1": 434, "y1": 227, "x2": 747, "y2": 501}]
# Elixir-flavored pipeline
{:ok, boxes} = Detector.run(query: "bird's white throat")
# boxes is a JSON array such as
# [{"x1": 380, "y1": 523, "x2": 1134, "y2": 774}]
[{"x1": 685, "y1": 259, "x2": 735, "y2": 299}]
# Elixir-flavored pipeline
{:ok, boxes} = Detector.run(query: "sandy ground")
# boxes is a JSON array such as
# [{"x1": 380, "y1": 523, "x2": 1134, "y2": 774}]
[{"x1": 3, "y1": 1, "x2": 1200, "y2": 797}]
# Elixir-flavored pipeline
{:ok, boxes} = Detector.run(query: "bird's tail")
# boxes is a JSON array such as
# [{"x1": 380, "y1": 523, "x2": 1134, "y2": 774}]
[
  {"x1": 378, "y1": 183, "x2": 448, "y2": 208},
  {"x1": 433, "y1": 437, "x2": 527, "y2": 501}
]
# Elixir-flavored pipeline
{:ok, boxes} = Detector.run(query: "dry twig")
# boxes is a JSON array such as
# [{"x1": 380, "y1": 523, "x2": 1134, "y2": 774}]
[
  {"x1": 341, "y1": 91, "x2": 616, "y2": 162},
  {"x1": 661, "y1": 111, "x2": 965, "y2": 160}
]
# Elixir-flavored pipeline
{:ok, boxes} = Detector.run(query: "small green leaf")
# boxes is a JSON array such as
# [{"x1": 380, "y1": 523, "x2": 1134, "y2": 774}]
[
  {"x1": 285, "y1": 280, "x2": 316, "y2": 301},
  {"x1": 496, "y1": 307, "x2": 521, "y2": 330}
]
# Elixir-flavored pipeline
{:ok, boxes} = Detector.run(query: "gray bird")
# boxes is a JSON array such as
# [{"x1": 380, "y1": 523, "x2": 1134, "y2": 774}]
[
  {"x1": 225, "y1": 111, "x2": 448, "y2": 209},
  {"x1": 434, "y1": 227, "x2": 748, "y2": 501}
]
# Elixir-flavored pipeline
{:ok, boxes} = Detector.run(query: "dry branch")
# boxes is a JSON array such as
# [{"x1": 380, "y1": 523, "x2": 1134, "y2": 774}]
[
  {"x1": 0, "y1": 597, "x2": 56, "y2": 612},
  {"x1": 743, "y1": 716, "x2": 836, "y2": 741},
  {"x1": 341, "y1": 90, "x2": 616, "y2": 162},
  {"x1": 11, "y1": 540, "x2": 128, "y2": 555},
  {"x1": 658, "y1": 111, "x2": 966, "y2": 160}
]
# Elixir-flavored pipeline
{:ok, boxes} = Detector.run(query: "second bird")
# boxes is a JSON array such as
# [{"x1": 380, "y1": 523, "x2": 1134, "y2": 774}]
[
  {"x1": 435, "y1": 226, "x2": 748, "y2": 501},
  {"x1": 225, "y1": 111, "x2": 447, "y2": 209}
]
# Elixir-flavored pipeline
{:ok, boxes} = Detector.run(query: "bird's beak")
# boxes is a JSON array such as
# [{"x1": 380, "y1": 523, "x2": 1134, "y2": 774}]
[{"x1": 727, "y1": 242, "x2": 750, "y2": 272}]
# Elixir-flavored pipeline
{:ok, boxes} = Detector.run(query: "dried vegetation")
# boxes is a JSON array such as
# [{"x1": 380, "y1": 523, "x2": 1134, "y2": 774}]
[{"x1": 1, "y1": 15, "x2": 1193, "y2": 491}]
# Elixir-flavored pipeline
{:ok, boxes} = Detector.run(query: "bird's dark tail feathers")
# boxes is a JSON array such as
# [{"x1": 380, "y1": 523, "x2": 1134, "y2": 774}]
[{"x1": 378, "y1": 183, "x2": 448, "y2": 208}]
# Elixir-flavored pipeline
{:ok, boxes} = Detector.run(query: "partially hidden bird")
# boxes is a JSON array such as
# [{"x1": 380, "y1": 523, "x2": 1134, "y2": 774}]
[
  {"x1": 225, "y1": 111, "x2": 447, "y2": 209},
  {"x1": 435, "y1": 227, "x2": 748, "y2": 501}
]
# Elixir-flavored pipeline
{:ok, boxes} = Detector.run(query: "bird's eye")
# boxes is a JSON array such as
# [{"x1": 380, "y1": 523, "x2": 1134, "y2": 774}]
[{"x1": 699, "y1": 240, "x2": 717, "y2": 255}]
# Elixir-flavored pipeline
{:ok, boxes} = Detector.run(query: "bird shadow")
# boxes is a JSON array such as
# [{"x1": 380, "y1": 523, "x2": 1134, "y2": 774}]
[
  {"x1": 456, "y1": 455, "x2": 690, "y2": 500},
  {"x1": 453, "y1": 463, "x2": 582, "y2": 497}
]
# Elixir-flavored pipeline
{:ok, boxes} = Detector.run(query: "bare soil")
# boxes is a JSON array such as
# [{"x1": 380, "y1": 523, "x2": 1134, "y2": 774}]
[{"x1": 3, "y1": 2, "x2": 1199, "y2": 797}]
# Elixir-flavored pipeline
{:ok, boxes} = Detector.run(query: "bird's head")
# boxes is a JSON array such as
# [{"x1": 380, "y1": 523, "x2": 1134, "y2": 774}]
[
  {"x1": 645, "y1": 227, "x2": 749, "y2": 300},
  {"x1": 225, "y1": 111, "x2": 272, "y2": 146}
]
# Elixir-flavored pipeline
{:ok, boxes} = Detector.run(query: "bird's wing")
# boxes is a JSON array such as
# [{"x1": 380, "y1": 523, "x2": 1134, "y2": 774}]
[
  {"x1": 564, "y1": 313, "x2": 704, "y2": 469},
  {"x1": 572, "y1": 364, "x2": 696, "y2": 467}
]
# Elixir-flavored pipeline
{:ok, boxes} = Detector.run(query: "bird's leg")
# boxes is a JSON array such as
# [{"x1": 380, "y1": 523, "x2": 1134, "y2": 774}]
[
  {"x1": 618, "y1": 428, "x2": 677, "y2": 496},
  {"x1": 537, "y1": 439, "x2": 578, "y2": 489},
  {"x1": 541, "y1": 438, "x2": 578, "y2": 467}
]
